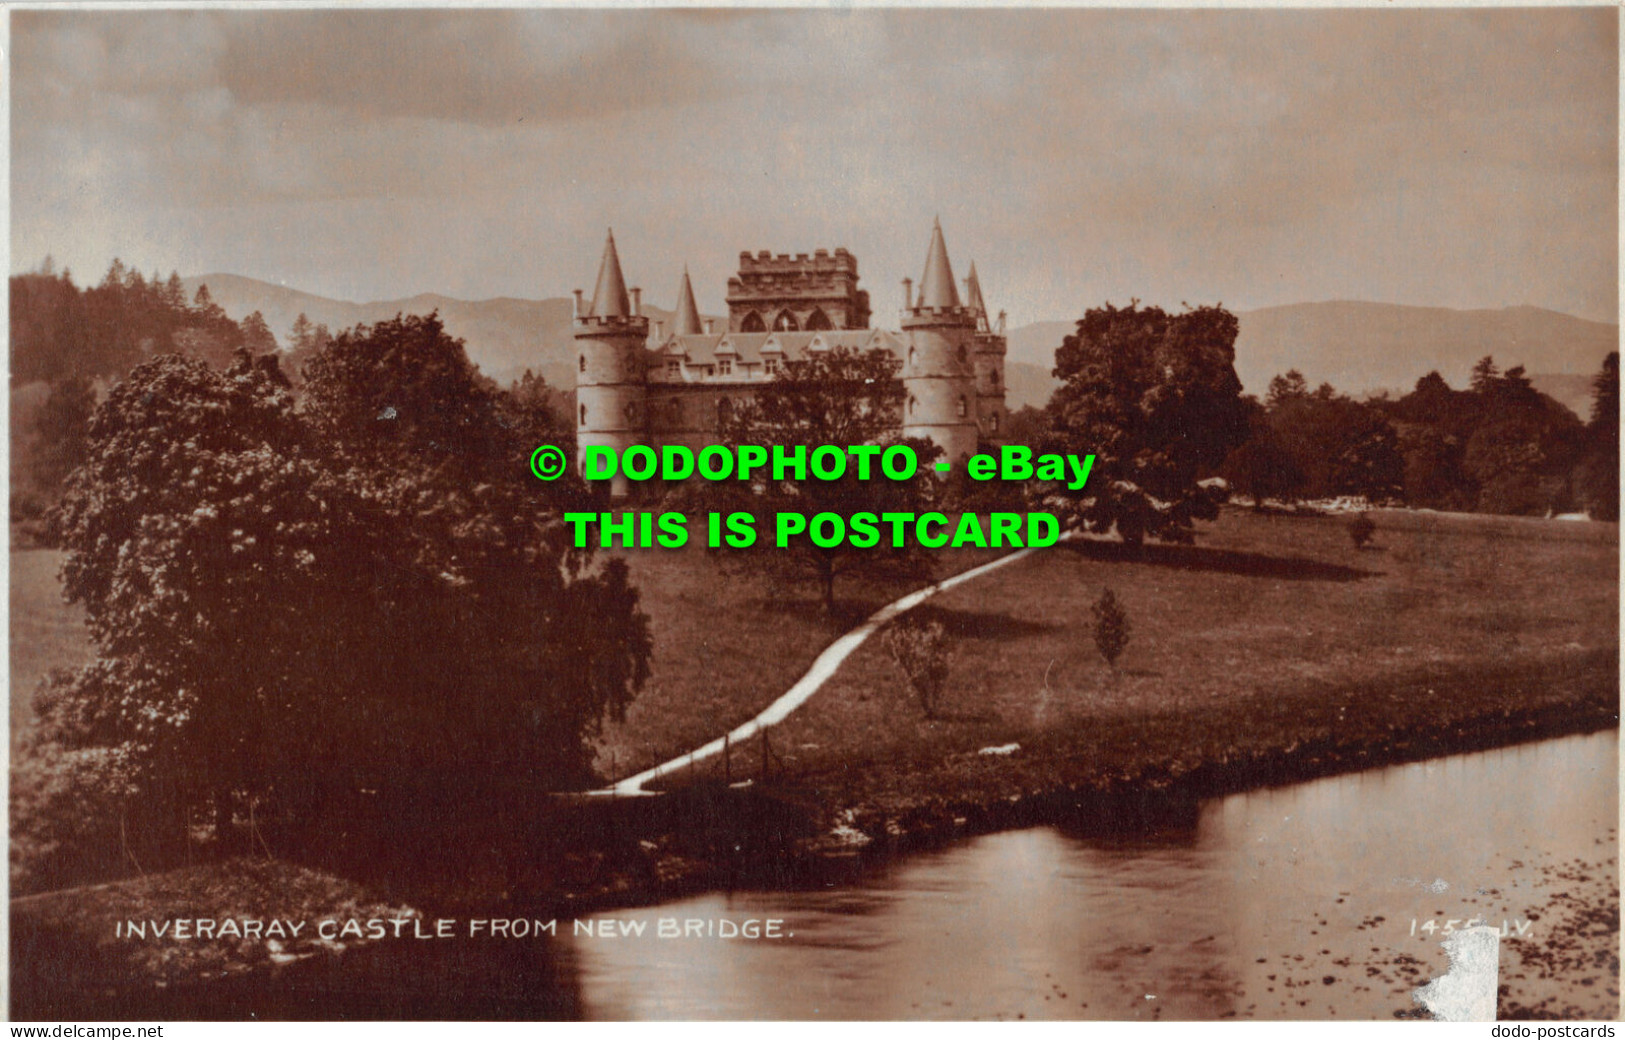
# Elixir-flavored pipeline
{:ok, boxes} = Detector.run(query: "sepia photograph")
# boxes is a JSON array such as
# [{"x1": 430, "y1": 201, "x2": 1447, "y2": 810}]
[{"x1": 6, "y1": 4, "x2": 1620, "y2": 1025}]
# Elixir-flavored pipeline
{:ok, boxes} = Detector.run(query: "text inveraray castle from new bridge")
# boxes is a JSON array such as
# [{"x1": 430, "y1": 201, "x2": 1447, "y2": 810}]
[{"x1": 572, "y1": 220, "x2": 1009, "y2": 496}]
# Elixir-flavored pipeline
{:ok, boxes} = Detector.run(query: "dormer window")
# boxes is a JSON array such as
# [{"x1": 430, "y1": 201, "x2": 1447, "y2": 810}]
[
  {"x1": 667, "y1": 361, "x2": 681, "y2": 377},
  {"x1": 718, "y1": 359, "x2": 732, "y2": 375},
  {"x1": 765, "y1": 359, "x2": 778, "y2": 375}
]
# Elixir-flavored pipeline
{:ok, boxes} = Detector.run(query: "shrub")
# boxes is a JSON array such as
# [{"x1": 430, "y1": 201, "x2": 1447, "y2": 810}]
[
  {"x1": 883, "y1": 618, "x2": 953, "y2": 718},
  {"x1": 1348, "y1": 513, "x2": 1377, "y2": 549},
  {"x1": 1091, "y1": 588, "x2": 1131, "y2": 668}
]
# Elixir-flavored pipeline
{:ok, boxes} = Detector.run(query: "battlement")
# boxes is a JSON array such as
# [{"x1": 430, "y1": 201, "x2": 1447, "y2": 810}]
[
  {"x1": 574, "y1": 314, "x2": 650, "y2": 336},
  {"x1": 736, "y1": 247, "x2": 858, "y2": 277},
  {"x1": 902, "y1": 304, "x2": 977, "y2": 328}
]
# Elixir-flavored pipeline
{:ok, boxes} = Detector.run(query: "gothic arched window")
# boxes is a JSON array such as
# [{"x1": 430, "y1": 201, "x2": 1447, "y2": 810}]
[
  {"x1": 741, "y1": 311, "x2": 766, "y2": 333},
  {"x1": 908, "y1": 346, "x2": 917, "y2": 369},
  {"x1": 773, "y1": 310, "x2": 800, "y2": 332},
  {"x1": 958, "y1": 343, "x2": 968, "y2": 364},
  {"x1": 580, "y1": 403, "x2": 587, "y2": 425},
  {"x1": 579, "y1": 355, "x2": 586, "y2": 373},
  {"x1": 718, "y1": 397, "x2": 733, "y2": 424},
  {"x1": 805, "y1": 308, "x2": 833, "y2": 331}
]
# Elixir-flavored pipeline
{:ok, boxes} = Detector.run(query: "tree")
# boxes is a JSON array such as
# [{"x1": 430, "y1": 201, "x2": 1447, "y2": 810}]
[
  {"x1": 1091, "y1": 587, "x2": 1131, "y2": 668},
  {"x1": 883, "y1": 618, "x2": 952, "y2": 718},
  {"x1": 1574, "y1": 352, "x2": 1619, "y2": 520},
  {"x1": 1470, "y1": 355, "x2": 1501, "y2": 394},
  {"x1": 1266, "y1": 369, "x2": 1310, "y2": 409},
  {"x1": 1222, "y1": 432, "x2": 1307, "y2": 509},
  {"x1": 1348, "y1": 513, "x2": 1376, "y2": 549},
  {"x1": 34, "y1": 316, "x2": 652, "y2": 879},
  {"x1": 30, "y1": 376, "x2": 96, "y2": 491},
  {"x1": 240, "y1": 310, "x2": 278, "y2": 354},
  {"x1": 1042, "y1": 302, "x2": 1249, "y2": 545},
  {"x1": 710, "y1": 345, "x2": 940, "y2": 613},
  {"x1": 1270, "y1": 390, "x2": 1404, "y2": 501}
]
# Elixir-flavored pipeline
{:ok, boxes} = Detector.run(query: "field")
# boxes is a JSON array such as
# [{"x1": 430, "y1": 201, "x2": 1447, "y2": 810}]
[
  {"x1": 12, "y1": 507, "x2": 1618, "y2": 811},
  {"x1": 9, "y1": 549, "x2": 94, "y2": 750},
  {"x1": 601, "y1": 507, "x2": 1618, "y2": 815}
]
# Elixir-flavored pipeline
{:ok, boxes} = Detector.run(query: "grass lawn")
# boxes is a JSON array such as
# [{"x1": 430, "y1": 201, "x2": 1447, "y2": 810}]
[
  {"x1": 593, "y1": 536, "x2": 1009, "y2": 778},
  {"x1": 9, "y1": 549, "x2": 93, "y2": 750},
  {"x1": 633, "y1": 507, "x2": 1617, "y2": 811}
]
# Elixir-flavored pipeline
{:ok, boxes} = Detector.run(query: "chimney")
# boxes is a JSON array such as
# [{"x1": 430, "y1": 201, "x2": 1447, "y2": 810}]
[
  {"x1": 629, "y1": 287, "x2": 642, "y2": 317},
  {"x1": 902, "y1": 277, "x2": 913, "y2": 312},
  {"x1": 572, "y1": 289, "x2": 584, "y2": 318},
  {"x1": 705, "y1": 318, "x2": 716, "y2": 334},
  {"x1": 655, "y1": 320, "x2": 664, "y2": 340}
]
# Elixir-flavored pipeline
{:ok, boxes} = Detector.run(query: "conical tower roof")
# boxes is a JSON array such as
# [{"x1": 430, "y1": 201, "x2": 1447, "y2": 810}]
[
  {"x1": 672, "y1": 267, "x2": 703, "y2": 335},
  {"x1": 965, "y1": 261, "x2": 992, "y2": 333},
  {"x1": 965, "y1": 261, "x2": 988, "y2": 314},
  {"x1": 916, "y1": 217, "x2": 961, "y2": 309},
  {"x1": 588, "y1": 229, "x2": 631, "y2": 318}
]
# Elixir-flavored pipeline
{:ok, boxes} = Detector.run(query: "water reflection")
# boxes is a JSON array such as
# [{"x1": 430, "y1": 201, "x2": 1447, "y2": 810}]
[{"x1": 568, "y1": 731, "x2": 1619, "y2": 1020}]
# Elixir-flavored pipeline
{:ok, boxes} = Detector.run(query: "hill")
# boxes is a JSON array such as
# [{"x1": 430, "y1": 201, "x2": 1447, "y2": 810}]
[
  {"x1": 1003, "y1": 302, "x2": 1616, "y2": 407},
  {"x1": 182, "y1": 276, "x2": 1616, "y2": 409},
  {"x1": 182, "y1": 274, "x2": 695, "y2": 391}
]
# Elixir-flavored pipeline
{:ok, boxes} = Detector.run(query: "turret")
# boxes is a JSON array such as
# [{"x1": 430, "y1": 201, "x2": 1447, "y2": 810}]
[
  {"x1": 901, "y1": 219, "x2": 979, "y2": 464},
  {"x1": 574, "y1": 229, "x2": 649, "y2": 497},
  {"x1": 672, "y1": 267, "x2": 703, "y2": 336},
  {"x1": 965, "y1": 262, "x2": 1008, "y2": 442}
]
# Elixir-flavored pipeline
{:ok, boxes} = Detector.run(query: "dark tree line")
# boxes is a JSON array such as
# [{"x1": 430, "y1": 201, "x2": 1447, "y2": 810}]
[{"x1": 1218, "y1": 354, "x2": 1618, "y2": 519}]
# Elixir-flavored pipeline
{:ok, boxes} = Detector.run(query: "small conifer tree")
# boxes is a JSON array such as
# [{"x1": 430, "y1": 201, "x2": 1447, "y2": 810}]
[
  {"x1": 1348, "y1": 513, "x2": 1376, "y2": 549},
  {"x1": 884, "y1": 618, "x2": 952, "y2": 718},
  {"x1": 1091, "y1": 588, "x2": 1131, "y2": 668}
]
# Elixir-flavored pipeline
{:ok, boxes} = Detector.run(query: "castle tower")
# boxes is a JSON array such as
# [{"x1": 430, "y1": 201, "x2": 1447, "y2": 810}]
[
  {"x1": 902, "y1": 219, "x2": 979, "y2": 464},
  {"x1": 965, "y1": 262, "x2": 1008, "y2": 442},
  {"x1": 726, "y1": 248, "x2": 870, "y2": 332},
  {"x1": 574, "y1": 229, "x2": 649, "y2": 497}
]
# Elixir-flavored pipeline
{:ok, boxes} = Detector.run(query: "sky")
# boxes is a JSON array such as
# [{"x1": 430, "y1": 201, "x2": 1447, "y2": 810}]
[{"x1": 11, "y1": 7, "x2": 1619, "y2": 326}]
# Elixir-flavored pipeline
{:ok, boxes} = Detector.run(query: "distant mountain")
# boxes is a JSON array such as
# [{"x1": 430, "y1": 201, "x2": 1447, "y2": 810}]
[
  {"x1": 182, "y1": 274, "x2": 696, "y2": 391},
  {"x1": 183, "y1": 276, "x2": 1616, "y2": 412},
  {"x1": 1002, "y1": 302, "x2": 1617, "y2": 407}
]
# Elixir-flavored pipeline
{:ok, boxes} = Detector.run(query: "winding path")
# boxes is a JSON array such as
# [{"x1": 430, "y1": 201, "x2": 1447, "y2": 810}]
[{"x1": 589, "y1": 543, "x2": 1049, "y2": 797}]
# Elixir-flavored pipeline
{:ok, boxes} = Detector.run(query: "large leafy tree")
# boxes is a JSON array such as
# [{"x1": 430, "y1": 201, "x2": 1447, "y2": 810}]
[
  {"x1": 709, "y1": 345, "x2": 940, "y2": 613},
  {"x1": 1042, "y1": 302, "x2": 1249, "y2": 544},
  {"x1": 34, "y1": 316, "x2": 651, "y2": 878}
]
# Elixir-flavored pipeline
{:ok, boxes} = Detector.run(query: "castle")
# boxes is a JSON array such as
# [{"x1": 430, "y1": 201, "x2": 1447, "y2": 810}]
[{"x1": 572, "y1": 220, "x2": 1007, "y2": 493}]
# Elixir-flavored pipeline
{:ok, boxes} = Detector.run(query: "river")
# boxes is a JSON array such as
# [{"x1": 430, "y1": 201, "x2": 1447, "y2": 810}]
[{"x1": 563, "y1": 730, "x2": 1618, "y2": 1020}]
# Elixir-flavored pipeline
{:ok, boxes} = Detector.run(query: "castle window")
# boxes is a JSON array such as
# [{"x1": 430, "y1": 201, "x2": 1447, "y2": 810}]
[
  {"x1": 908, "y1": 395, "x2": 917, "y2": 416},
  {"x1": 958, "y1": 344, "x2": 968, "y2": 364},
  {"x1": 668, "y1": 361, "x2": 681, "y2": 377},
  {"x1": 773, "y1": 310, "x2": 799, "y2": 332},
  {"x1": 741, "y1": 311, "x2": 766, "y2": 333},
  {"x1": 580, "y1": 403, "x2": 587, "y2": 425},
  {"x1": 718, "y1": 397, "x2": 733, "y2": 423},
  {"x1": 579, "y1": 355, "x2": 586, "y2": 373},
  {"x1": 957, "y1": 395, "x2": 968, "y2": 419},
  {"x1": 908, "y1": 347, "x2": 917, "y2": 369},
  {"x1": 990, "y1": 368, "x2": 999, "y2": 386},
  {"x1": 990, "y1": 412, "x2": 1000, "y2": 433},
  {"x1": 805, "y1": 308, "x2": 833, "y2": 331},
  {"x1": 718, "y1": 359, "x2": 732, "y2": 375},
  {"x1": 669, "y1": 399, "x2": 682, "y2": 422},
  {"x1": 624, "y1": 401, "x2": 638, "y2": 423}
]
